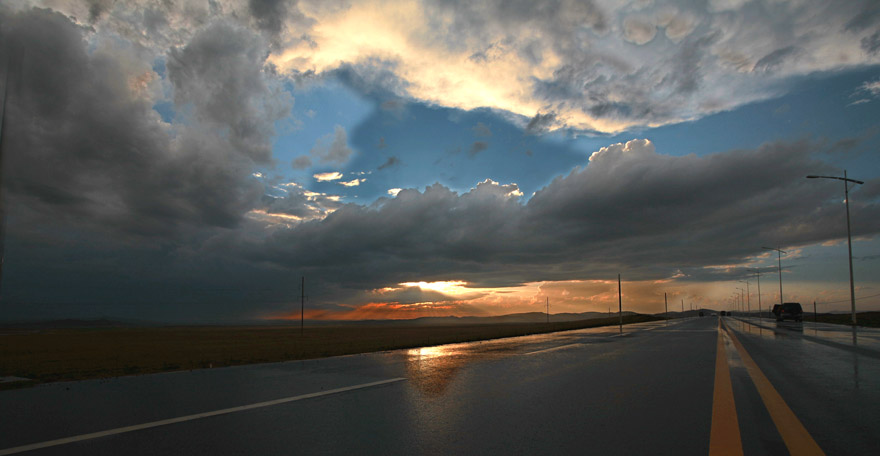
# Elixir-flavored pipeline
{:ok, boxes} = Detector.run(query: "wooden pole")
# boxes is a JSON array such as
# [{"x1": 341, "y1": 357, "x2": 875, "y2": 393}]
[{"x1": 618, "y1": 274, "x2": 622, "y2": 334}]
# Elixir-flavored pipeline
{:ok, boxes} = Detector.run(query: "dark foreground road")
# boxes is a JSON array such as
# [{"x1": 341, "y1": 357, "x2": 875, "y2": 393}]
[{"x1": 1, "y1": 317, "x2": 878, "y2": 455}]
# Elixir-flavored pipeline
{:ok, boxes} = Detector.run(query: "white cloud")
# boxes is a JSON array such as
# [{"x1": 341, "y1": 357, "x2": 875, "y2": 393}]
[
  {"x1": 859, "y1": 80, "x2": 880, "y2": 96},
  {"x1": 339, "y1": 178, "x2": 365, "y2": 187},
  {"x1": 623, "y1": 16, "x2": 657, "y2": 45},
  {"x1": 261, "y1": 0, "x2": 880, "y2": 134},
  {"x1": 31, "y1": 0, "x2": 880, "y2": 135},
  {"x1": 314, "y1": 171, "x2": 343, "y2": 182},
  {"x1": 388, "y1": 188, "x2": 402, "y2": 197}
]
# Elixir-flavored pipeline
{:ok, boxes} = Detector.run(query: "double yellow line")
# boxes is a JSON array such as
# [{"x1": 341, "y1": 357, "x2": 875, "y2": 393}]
[{"x1": 709, "y1": 319, "x2": 825, "y2": 456}]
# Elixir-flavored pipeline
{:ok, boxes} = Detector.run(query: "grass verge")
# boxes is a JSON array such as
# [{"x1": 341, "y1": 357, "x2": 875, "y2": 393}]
[{"x1": 1, "y1": 314, "x2": 660, "y2": 389}]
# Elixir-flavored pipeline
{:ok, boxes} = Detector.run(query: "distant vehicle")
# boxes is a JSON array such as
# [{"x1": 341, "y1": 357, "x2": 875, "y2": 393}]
[
  {"x1": 720, "y1": 311, "x2": 727, "y2": 316},
  {"x1": 772, "y1": 302, "x2": 803, "y2": 322},
  {"x1": 699, "y1": 311, "x2": 704, "y2": 317}
]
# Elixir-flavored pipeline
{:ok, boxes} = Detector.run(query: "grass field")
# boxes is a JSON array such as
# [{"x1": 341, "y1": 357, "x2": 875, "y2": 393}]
[
  {"x1": 806, "y1": 311, "x2": 880, "y2": 327},
  {"x1": 1, "y1": 314, "x2": 660, "y2": 389}
]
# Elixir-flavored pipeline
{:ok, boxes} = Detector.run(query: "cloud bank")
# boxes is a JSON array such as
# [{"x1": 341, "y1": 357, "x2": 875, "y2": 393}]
[{"x1": 2, "y1": 1, "x2": 879, "y2": 321}]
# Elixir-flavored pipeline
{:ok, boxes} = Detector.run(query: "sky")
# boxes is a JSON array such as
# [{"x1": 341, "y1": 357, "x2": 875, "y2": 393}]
[{"x1": 1, "y1": 0, "x2": 879, "y2": 323}]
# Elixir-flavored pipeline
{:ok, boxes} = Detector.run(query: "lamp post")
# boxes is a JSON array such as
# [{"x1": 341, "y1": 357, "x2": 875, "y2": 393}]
[
  {"x1": 762, "y1": 246, "x2": 786, "y2": 308},
  {"x1": 748, "y1": 268, "x2": 762, "y2": 319},
  {"x1": 736, "y1": 287, "x2": 745, "y2": 316},
  {"x1": 738, "y1": 280, "x2": 750, "y2": 316},
  {"x1": 806, "y1": 171, "x2": 864, "y2": 326}
]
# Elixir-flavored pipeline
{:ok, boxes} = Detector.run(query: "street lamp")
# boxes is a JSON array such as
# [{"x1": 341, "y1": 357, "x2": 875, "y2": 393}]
[
  {"x1": 748, "y1": 268, "x2": 762, "y2": 319},
  {"x1": 736, "y1": 287, "x2": 745, "y2": 316},
  {"x1": 762, "y1": 246, "x2": 786, "y2": 309},
  {"x1": 806, "y1": 171, "x2": 864, "y2": 326},
  {"x1": 738, "y1": 280, "x2": 750, "y2": 316}
]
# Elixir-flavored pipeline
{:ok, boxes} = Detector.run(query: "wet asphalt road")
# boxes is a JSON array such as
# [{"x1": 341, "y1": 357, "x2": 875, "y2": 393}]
[{"x1": 1, "y1": 316, "x2": 878, "y2": 455}]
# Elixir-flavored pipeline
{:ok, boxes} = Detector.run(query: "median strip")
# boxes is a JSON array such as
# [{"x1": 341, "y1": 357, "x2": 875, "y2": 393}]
[
  {"x1": 709, "y1": 320, "x2": 743, "y2": 456},
  {"x1": 0, "y1": 377, "x2": 406, "y2": 455},
  {"x1": 722, "y1": 321, "x2": 825, "y2": 456}
]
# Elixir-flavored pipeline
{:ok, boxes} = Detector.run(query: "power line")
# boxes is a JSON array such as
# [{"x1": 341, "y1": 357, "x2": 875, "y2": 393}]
[{"x1": 815, "y1": 292, "x2": 880, "y2": 305}]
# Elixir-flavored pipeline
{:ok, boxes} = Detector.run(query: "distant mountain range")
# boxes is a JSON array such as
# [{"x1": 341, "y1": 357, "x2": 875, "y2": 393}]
[
  {"x1": 4, "y1": 310, "x2": 719, "y2": 328},
  {"x1": 296, "y1": 310, "x2": 641, "y2": 326}
]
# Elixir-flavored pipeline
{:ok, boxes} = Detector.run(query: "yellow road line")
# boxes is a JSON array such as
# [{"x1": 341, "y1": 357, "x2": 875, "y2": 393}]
[
  {"x1": 722, "y1": 321, "x2": 825, "y2": 456},
  {"x1": 710, "y1": 320, "x2": 744, "y2": 456}
]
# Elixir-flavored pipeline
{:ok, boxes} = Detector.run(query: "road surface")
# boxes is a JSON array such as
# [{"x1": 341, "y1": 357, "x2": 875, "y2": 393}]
[{"x1": 1, "y1": 316, "x2": 878, "y2": 455}]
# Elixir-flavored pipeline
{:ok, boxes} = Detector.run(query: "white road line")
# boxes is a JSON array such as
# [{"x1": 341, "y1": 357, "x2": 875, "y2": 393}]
[
  {"x1": 651, "y1": 329, "x2": 717, "y2": 333},
  {"x1": 523, "y1": 343, "x2": 583, "y2": 355},
  {"x1": 0, "y1": 377, "x2": 406, "y2": 455}
]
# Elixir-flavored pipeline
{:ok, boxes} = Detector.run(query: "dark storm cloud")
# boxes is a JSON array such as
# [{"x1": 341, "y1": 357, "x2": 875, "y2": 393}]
[
  {"x1": 86, "y1": 0, "x2": 112, "y2": 23},
  {"x1": 167, "y1": 20, "x2": 292, "y2": 164},
  {"x1": 0, "y1": 9, "x2": 288, "y2": 236},
  {"x1": 232, "y1": 138, "x2": 880, "y2": 303},
  {"x1": 0, "y1": 7, "x2": 299, "y2": 320},
  {"x1": 0, "y1": 9, "x2": 290, "y2": 237},
  {"x1": 247, "y1": 0, "x2": 313, "y2": 48},
  {"x1": 248, "y1": 0, "x2": 289, "y2": 37},
  {"x1": 0, "y1": 9, "x2": 227, "y2": 234}
]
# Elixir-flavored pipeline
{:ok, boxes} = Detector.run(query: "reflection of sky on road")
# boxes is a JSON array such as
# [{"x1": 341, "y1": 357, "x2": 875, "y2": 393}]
[
  {"x1": 401, "y1": 319, "x2": 689, "y2": 398},
  {"x1": 727, "y1": 317, "x2": 880, "y2": 391},
  {"x1": 732, "y1": 317, "x2": 880, "y2": 351}
]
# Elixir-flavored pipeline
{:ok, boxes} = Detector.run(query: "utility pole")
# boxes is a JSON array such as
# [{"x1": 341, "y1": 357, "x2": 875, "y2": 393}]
[
  {"x1": 749, "y1": 269, "x2": 762, "y2": 319},
  {"x1": 806, "y1": 172, "x2": 864, "y2": 325},
  {"x1": 546, "y1": 296, "x2": 549, "y2": 324},
  {"x1": 681, "y1": 299, "x2": 683, "y2": 314},
  {"x1": 736, "y1": 287, "x2": 744, "y2": 316},
  {"x1": 664, "y1": 292, "x2": 668, "y2": 324},
  {"x1": 814, "y1": 300, "x2": 817, "y2": 323},
  {"x1": 762, "y1": 246, "x2": 786, "y2": 307},
  {"x1": 738, "y1": 280, "x2": 751, "y2": 316},
  {"x1": 0, "y1": 65, "x2": 11, "y2": 300},
  {"x1": 301, "y1": 276, "x2": 305, "y2": 335},
  {"x1": 618, "y1": 274, "x2": 622, "y2": 334}
]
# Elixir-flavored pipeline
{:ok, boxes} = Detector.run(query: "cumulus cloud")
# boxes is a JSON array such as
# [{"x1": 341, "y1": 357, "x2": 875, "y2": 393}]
[
  {"x1": 313, "y1": 172, "x2": 343, "y2": 182},
  {"x1": 623, "y1": 16, "x2": 657, "y2": 45},
  {"x1": 17, "y1": 0, "x2": 880, "y2": 135},
  {"x1": 0, "y1": 7, "x2": 294, "y2": 236},
  {"x1": 260, "y1": 0, "x2": 880, "y2": 133},
  {"x1": 234, "y1": 139, "x2": 880, "y2": 308},
  {"x1": 167, "y1": 20, "x2": 293, "y2": 164},
  {"x1": 4, "y1": 1, "x2": 880, "y2": 321},
  {"x1": 339, "y1": 178, "x2": 365, "y2": 187}
]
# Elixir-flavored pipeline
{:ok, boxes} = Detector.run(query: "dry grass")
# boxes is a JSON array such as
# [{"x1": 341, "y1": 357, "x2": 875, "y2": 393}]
[
  {"x1": 808, "y1": 311, "x2": 880, "y2": 328},
  {"x1": 0, "y1": 314, "x2": 659, "y2": 388}
]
